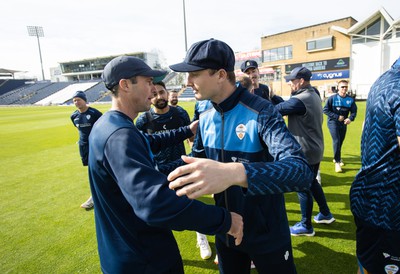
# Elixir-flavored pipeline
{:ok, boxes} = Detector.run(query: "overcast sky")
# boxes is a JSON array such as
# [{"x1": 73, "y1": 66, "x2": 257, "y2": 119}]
[{"x1": 1, "y1": 0, "x2": 398, "y2": 80}]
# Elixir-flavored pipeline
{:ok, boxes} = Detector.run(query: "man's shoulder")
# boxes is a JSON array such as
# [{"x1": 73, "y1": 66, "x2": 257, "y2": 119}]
[
  {"x1": 258, "y1": 83, "x2": 270, "y2": 91},
  {"x1": 136, "y1": 111, "x2": 149, "y2": 121},
  {"x1": 345, "y1": 95, "x2": 356, "y2": 103},
  {"x1": 240, "y1": 89, "x2": 274, "y2": 112},
  {"x1": 171, "y1": 105, "x2": 186, "y2": 113},
  {"x1": 88, "y1": 106, "x2": 102, "y2": 114},
  {"x1": 70, "y1": 109, "x2": 80, "y2": 118},
  {"x1": 170, "y1": 105, "x2": 189, "y2": 119},
  {"x1": 175, "y1": 105, "x2": 187, "y2": 112}
]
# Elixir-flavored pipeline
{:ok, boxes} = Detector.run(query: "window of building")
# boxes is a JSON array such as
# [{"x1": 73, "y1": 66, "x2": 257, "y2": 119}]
[
  {"x1": 366, "y1": 18, "x2": 381, "y2": 42},
  {"x1": 306, "y1": 36, "x2": 333, "y2": 52},
  {"x1": 262, "y1": 46, "x2": 292, "y2": 62},
  {"x1": 352, "y1": 17, "x2": 392, "y2": 44},
  {"x1": 383, "y1": 20, "x2": 390, "y2": 40},
  {"x1": 353, "y1": 28, "x2": 366, "y2": 44}
]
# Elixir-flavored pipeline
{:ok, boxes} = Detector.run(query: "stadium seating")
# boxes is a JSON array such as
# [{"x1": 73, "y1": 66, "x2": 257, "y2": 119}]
[
  {"x1": 13, "y1": 82, "x2": 71, "y2": 105},
  {"x1": 35, "y1": 82, "x2": 99, "y2": 105},
  {"x1": 0, "y1": 79, "x2": 34, "y2": 96},
  {"x1": 0, "y1": 82, "x2": 51, "y2": 105},
  {"x1": 0, "y1": 79, "x2": 194, "y2": 106}
]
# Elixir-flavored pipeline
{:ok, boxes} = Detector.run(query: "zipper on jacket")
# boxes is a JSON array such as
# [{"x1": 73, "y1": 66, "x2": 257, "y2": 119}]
[{"x1": 216, "y1": 105, "x2": 230, "y2": 247}]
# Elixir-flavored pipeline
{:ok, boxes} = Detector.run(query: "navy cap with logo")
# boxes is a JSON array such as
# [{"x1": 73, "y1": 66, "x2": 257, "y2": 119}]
[
  {"x1": 169, "y1": 38, "x2": 235, "y2": 72},
  {"x1": 102, "y1": 56, "x2": 167, "y2": 90},
  {"x1": 72, "y1": 90, "x2": 87, "y2": 102},
  {"x1": 284, "y1": 67, "x2": 312, "y2": 81},
  {"x1": 240, "y1": 60, "x2": 258, "y2": 73}
]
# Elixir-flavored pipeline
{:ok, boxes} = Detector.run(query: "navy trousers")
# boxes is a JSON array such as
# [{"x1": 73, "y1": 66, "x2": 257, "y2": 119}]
[
  {"x1": 327, "y1": 120, "x2": 347, "y2": 163},
  {"x1": 298, "y1": 163, "x2": 331, "y2": 228}
]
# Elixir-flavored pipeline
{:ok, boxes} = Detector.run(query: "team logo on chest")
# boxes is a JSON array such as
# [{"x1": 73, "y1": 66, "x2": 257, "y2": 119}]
[
  {"x1": 86, "y1": 114, "x2": 91, "y2": 120},
  {"x1": 235, "y1": 124, "x2": 246, "y2": 140}
]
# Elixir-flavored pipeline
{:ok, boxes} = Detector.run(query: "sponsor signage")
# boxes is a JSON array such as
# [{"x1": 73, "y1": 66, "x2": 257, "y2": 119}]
[
  {"x1": 312, "y1": 70, "x2": 349, "y2": 80},
  {"x1": 285, "y1": 57, "x2": 350, "y2": 73},
  {"x1": 235, "y1": 50, "x2": 261, "y2": 61}
]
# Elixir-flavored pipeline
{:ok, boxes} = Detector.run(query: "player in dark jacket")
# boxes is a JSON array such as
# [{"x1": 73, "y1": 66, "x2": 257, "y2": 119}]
[
  {"x1": 240, "y1": 60, "x2": 271, "y2": 100},
  {"x1": 70, "y1": 90, "x2": 102, "y2": 209},
  {"x1": 136, "y1": 81, "x2": 191, "y2": 165},
  {"x1": 323, "y1": 79, "x2": 357, "y2": 172},
  {"x1": 169, "y1": 39, "x2": 313, "y2": 273}
]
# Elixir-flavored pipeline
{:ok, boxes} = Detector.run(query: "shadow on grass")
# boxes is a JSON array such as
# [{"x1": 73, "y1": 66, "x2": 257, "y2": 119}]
[{"x1": 294, "y1": 241, "x2": 357, "y2": 274}]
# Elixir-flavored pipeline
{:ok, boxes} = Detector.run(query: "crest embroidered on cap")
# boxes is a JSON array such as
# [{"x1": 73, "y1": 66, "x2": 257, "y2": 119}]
[
  {"x1": 246, "y1": 61, "x2": 250, "y2": 66},
  {"x1": 236, "y1": 124, "x2": 246, "y2": 140}
]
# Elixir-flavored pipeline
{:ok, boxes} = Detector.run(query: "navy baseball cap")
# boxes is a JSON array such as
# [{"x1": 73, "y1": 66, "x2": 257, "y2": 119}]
[
  {"x1": 72, "y1": 90, "x2": 87, "y2": 102},
  {"x1": 102, "y1": 56, "x2": 167, "y2": 90},
  {"x1": 240, "y1": 60, "x2": 258, "y2": 73},
  {"x1": 284, "y1": 67, "x2": 312, "y2": 81},
  {"x1": 169, "y1": 38, "x2": 235, "y2": 72}
]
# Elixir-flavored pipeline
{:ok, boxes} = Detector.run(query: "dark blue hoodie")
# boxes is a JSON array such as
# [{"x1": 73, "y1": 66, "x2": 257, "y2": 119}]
[{"x1": 88, "y1": 110, "x2": 232, "y2": 274}]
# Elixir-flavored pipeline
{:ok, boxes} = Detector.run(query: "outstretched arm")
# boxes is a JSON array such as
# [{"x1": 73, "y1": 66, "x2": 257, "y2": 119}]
[{"x1": 168, "y1": 155, "x2": 247, "y2": 199}]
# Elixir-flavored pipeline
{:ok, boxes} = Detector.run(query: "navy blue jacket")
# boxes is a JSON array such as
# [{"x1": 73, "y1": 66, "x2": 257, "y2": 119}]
[
  {"x1": 323, "y1": 93, "x2": 357, "y2": 123},
  {"x1": 253, "y1": 83, "x2": 270, "y2": 100},
  {"x1": 194, "y1": 85, "x2": 313, "y2": 253},
  {"x1": 136, "y1": 106, "x2": 190, "y2": 164},
  {"x1": 88, "y1": 110, "x2": 232, "y2": 274},
  {"x1": 70, "y1": 106, "x2": 102, "y2": 145}
]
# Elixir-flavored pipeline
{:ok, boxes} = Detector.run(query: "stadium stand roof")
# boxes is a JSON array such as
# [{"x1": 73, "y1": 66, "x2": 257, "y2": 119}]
[{"x1": 0, "y1": 68, "x2": 25, "y2": 78}]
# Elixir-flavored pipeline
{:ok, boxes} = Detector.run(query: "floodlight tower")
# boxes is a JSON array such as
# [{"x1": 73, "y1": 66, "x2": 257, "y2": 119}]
[
  {"x1": 182, "y1": 0, "x2": 188, "y2": 52},
  {"x1": 27, "y1": 26, "x2": 45, "y2": 81}
]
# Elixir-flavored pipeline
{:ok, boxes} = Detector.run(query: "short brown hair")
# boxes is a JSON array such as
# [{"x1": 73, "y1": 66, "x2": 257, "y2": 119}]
[{"x1": 208, "y1": 69, "x2": 236, "y2": 85}]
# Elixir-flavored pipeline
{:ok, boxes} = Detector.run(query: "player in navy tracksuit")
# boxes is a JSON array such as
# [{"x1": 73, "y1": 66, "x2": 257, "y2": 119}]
[
  {"x1": 136, "y1": 82, "x2": 191, "y2": 165},
  {"x1": 240, "y1": 60, "x2": 271, "y2": 100},
  {"x1": 323, "y1": 80, "x2": 357, "y2": 172},
  {"x1": 70, "y1": 90, "x2": 102, "y2": 209},
  {"x1": 89, "y1": 56, "x2": 243, "y2": 274},
  {"x1": 169, "y1": 39, "x2": 314, "y2": 273}
]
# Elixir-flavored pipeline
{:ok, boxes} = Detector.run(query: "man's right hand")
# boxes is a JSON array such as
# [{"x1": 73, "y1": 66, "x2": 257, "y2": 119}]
[{"x1": 228, "y1": 212, "x2": 243, "y2": 246}]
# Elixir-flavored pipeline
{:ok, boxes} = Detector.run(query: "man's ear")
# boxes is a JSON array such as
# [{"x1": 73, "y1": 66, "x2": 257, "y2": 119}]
[
  {"x1": 217, "y1": 69, "x2": 227, "y2": 80},
  {"x1": 119, "y1": 79, "x2": 129, "y2": 91}
]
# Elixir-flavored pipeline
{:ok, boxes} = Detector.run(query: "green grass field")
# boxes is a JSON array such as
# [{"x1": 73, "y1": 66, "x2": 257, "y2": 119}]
[{"x1": 0, "y1": 101, "x2": 365, "y2": 273}]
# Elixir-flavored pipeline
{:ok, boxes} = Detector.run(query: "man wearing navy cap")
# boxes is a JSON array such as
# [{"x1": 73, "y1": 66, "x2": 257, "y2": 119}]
[
  {"x1": 240, "y1": 60, "x2": 271, "y2": 100},
  {"x1": 275, "y1": 66, "x2": 335, "y2": 237},
  {"x1": 168, "y1": 39, "x2": 313, "y2": 273},
  {"x1": 88, "y1": 56, "x2": 243, "y2": 273},
  {"x1": 70, "y1": 90, "x2": 102, "y2": 209}
]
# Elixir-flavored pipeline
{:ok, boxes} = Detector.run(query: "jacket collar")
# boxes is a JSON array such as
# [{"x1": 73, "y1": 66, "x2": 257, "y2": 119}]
[{"x1": 211, "y1": 84, "x2": 247, "y2": 113}]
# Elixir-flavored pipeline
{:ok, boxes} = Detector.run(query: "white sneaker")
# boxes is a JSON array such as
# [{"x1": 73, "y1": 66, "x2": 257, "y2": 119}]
[
  {"x1": 251, "y1": 261, "x2": 256, "y2": 269},
  {"x1": 214, "y1": 254, "x2": 218, "y2": 264},
  {"x1": 333, "y1": 159, "x2": 344, "y2": 166},
  {"x1": 196, "y1": 233, "x2": 212, "y2": 259},
  {"x1": 316, "y1": 169, "x2": 321, "y2": 185},
  {"x1": 80, "y1": 196, "x2": 94, "y2": 209},
  {"x1": 335, "y1": 163, "x2": 342, "y2": 173}
]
